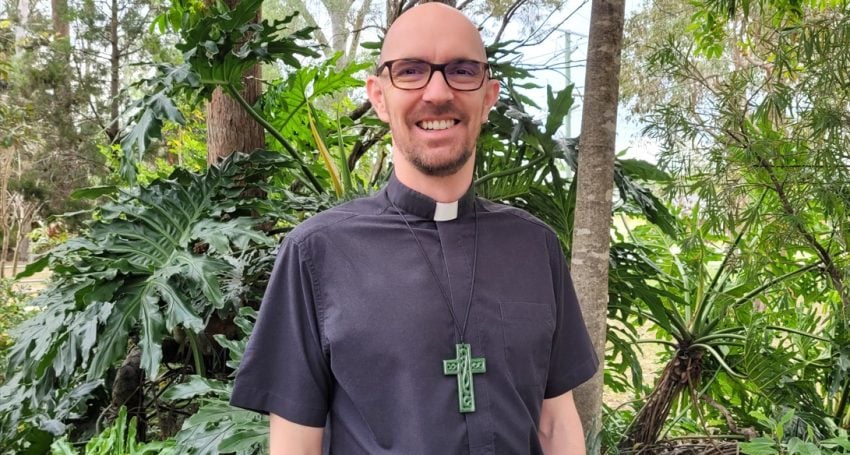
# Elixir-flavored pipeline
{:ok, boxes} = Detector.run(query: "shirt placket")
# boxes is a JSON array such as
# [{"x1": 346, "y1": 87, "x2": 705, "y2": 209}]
[{"x1": 436, "y1": 219, "x2": 495, "y2": 454}]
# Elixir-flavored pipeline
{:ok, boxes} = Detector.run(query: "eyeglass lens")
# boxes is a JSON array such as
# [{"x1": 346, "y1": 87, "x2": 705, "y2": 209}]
[{"x1": 389, "y1": 60, "x2": 486, "y2": 90}]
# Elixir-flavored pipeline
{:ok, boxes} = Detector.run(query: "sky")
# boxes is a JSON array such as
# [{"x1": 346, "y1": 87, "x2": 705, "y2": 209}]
[{"x1": 496, "y1": 0, "x2": 660, "y2": 163}]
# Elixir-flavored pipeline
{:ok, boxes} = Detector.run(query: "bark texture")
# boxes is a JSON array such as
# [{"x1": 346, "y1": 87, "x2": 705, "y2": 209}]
[
  {"x1": 107, "y1": 0, "x2": 120, "y2": 142},
  {"x1": 570, "y1": 0, "x2": 626, "y2": 448},
  {"x1": 14, "y1": 0, "x2": 31, "y2": 55},
  {"x1": 109, "y1": 345, "x2": 146, "y2": 440},
  {"x1": 206, "y1": 0, "x2": 264, "y2": 164},
  {"x1": 621, "y1": 347, "x2": 703, "y2": 450},
  {"x1": 51, "y1": 0, "x2": 69, "y2": 38}
]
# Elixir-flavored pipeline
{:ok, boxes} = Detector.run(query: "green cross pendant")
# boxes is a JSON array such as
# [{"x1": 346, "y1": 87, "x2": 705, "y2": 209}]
[{"x1": 443, "y1": 343, "x2": 486, "y2": 413}]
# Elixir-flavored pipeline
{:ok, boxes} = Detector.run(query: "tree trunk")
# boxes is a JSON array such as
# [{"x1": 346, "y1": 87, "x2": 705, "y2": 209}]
[
  {"x1": 326, "y1": 0, "x2": 353, "y2": 68},
  {"x1": 51, "y1": 0, "x2": 69, "y2": 38},
  {"x1": 50, "y1": 0, "x2": 75, "y2": 149},
  {"x1": 10, "y1": 199, "x2": 37, "y2": 274},
  {"x1": 0, "y1": 145, "x2": 14, "y2": 278},
  {"x1": 106, "y1": 0, "x2": 120, "y2": 142},
  {"x1": 621, "y1": 347, "x2": 703, "y2": 450},
  {"x1": 569, "y1": 0, "x2": 625, "y2": 449},
  {"x1": 206, "y1": 0, "x2": 264, "y2": 164},
  {"x1": 347, "y1": 0, "x2": 373, "y2": 61},
  {"x1": 110, "y1": 345, "x2": 146, "y2": 441},
  {"x1": 14, "y1": 0, "x2": 31, "y2": 56}
]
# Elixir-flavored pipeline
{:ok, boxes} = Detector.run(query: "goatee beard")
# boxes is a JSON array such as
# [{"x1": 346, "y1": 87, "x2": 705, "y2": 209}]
[{"x1": 408, "y1": 146, "x2": 473, "y2": 177}]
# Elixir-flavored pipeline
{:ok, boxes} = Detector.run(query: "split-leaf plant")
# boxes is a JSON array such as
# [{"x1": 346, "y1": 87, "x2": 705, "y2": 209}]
[{"x1": 0, "y1": 151, "x2": 297, "y2": 451}]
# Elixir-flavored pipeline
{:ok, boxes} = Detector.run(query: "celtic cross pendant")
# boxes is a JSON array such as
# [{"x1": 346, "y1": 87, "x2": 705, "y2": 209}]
[{"x1": 443, "y1": 343, "x2": 486, "y2": 413}]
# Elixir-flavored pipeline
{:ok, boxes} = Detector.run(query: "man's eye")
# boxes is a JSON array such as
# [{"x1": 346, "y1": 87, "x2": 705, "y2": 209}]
[
  {"x1": 448, "y1": 64, "x2": 480, "y2": 77},
  {"x1": 394, "y1": 64, "x2": 427, "y2": 76}
]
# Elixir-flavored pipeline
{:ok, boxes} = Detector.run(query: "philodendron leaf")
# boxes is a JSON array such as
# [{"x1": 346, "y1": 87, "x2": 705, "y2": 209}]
[
  {"x1": 120, "y1": 91, "x2": 186, "y2": 182},
  {"x1": 545, "y1": 84, "x2": 574, "y2": 137},
  {"x1": 739, "y1": 437, "x2": 780, "y2": 455},
  {"x1": 0, "y1": 154, "x2": 286, "y2": 451},
  {"x1": 138, "y1": 289, "x2": 166, "y2": 376},
  {"x1": 175, "y1": 400, "x2": 267, "y2": 455},
  {"x1": 217, "y1": 424, "x2": 267, "y2": 453},
  {"x1": 618, "y1": 158, "x2": 671, "y2": 182},
  {"x1": 70, "y1": 185, "x2": 118, "y2": 200},
  {"x1": 156, "y1": 280, "x2": 204, "y2": 333},
  {"x1": 162, "y1": 376, "x2": 230, "y2": 401}
]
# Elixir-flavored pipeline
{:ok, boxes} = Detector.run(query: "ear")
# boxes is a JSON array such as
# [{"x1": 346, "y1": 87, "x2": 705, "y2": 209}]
[
  {"x1": 480, "y1": 79, "x2": 500, "y2": 122},
  {"x1": 366, "y1": 76, "x2": 390, "y2": 123}
]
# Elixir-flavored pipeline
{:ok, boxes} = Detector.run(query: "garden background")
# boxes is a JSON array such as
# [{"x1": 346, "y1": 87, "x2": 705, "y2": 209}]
[{"x1": 1, "y1": 0, "x2": 849, "y2": 453}]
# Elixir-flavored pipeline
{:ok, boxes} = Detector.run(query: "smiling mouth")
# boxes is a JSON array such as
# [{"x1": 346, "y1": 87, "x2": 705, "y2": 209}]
[{"x1": 417, "y1": 119, "x2": 460, "y2": 131}]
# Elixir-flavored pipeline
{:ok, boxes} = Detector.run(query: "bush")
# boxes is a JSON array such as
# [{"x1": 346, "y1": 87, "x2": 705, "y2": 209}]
[
  {"x1": 0, "y1": 277, "x2": 31, "y2": 377},
  {"x1": 0, "y1": 151, "x2": 300, "y2": 451}
]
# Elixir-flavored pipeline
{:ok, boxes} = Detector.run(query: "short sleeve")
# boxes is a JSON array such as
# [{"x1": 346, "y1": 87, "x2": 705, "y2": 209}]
[
  {"x1": 544, "y1": 235, "x2": 599, "y2": 398},
  {"x1": 230, "y1": 237, "x2": 331, "y2": 427}
]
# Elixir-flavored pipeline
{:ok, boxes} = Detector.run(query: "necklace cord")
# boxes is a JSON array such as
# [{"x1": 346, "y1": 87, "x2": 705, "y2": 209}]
[{"x1": 388, "y1": 196, "x2": 479, "y2": 344}]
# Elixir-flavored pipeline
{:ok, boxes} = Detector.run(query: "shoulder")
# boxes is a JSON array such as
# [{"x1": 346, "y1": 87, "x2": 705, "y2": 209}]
[
  {"x1": 478, "y1": 198, "x2": 565, "y2": 262},
  {"x1": 478, "y1": 198, "x2": 557, "y2": 237},
  {"x1": 286, "y1": 191, "x2": 385, "y2": 244}
]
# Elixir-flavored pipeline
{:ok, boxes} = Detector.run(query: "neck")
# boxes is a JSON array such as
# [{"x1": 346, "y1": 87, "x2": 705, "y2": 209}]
[{"x1": 393, "y1": 153, "x2": 475, "y2": 203}]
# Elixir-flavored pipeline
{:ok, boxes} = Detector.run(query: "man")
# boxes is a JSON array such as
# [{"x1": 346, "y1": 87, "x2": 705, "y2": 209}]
[{"x1": 231, "y1": 3, "x2": 598, "y2": 453}]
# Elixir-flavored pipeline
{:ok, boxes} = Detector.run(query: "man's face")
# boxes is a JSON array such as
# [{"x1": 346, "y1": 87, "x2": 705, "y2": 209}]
[{"x1": 366, "y1": 5, "x2": 500, "y2": 177}]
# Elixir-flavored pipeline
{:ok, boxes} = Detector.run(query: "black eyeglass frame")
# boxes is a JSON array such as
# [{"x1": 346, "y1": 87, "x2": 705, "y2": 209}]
[{"x1": 376, "y1": 59, "x2": 491, "y2": 91}]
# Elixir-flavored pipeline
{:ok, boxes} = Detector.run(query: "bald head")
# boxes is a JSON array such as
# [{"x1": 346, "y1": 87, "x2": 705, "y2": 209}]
[
  {"x1": 366, "y1": 2, "x2": 500, "y2": 195},
  {"x1": 381, "y1": 4, "x2": 487, "y2": 64}
]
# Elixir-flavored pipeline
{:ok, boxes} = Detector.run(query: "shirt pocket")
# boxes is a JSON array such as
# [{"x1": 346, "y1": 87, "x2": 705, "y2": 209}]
[{"x1": 499, "y1": 300, "x2": 555, "y2": 387}]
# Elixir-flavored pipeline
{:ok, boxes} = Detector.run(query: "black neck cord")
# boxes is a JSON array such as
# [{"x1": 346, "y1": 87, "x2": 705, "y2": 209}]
[{"x1": 387, "y1": 196, "x2": 480, "y2": 344}]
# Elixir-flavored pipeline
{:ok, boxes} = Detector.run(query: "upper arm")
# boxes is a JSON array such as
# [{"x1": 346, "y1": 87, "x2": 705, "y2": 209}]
[
  {"x1": 538, "y1": 391, "x2": 586, "y2": 454},
  {"x1": 270, "y1": 413, "x2": 324, "y2": 455},
  {"x1": 230, "y1": 238, "x2": 332, "y2": 425},
  {"x1": 544, "y1": 235, "x2": 599, "y2": 397}
]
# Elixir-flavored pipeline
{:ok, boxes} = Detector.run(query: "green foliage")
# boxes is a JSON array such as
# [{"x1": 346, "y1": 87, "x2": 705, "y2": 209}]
[
  {"x1": 0, "y1": 278, "x2": 28, "y2": 345},
  {"x1": 740, "y1": 409, "x2": 850, "y2": 454},
  {"x1": 261, "y1": 53, "x2": 371, "y2": 195},
  {"x1": 162, "y1": 307, "x2": 268, "y2": 455},
  {"x1": 121, "y1": 1, "x2": 319, "y2": 183},
  {"x1": 97, "y1": 106, "x2": 209, "y2": 188},
  {"x1": 0, "y1": 278, "x2": 31, "y2": 375},
  {"x1": 614, "y1": 204, "x2": 839, "y2": 448},
  {"x1": 173, "y1": 0, "x2": 317, "y2": 91},
  {"x1": 50, "y1": 407, "x2": 176, "y2": 455},
  {"x1": 1, "y1": 1, "x2": 686, "y2": 452},
  {"x1": 0, "y1": 151, "x2": 294, "y2": 451},
  {"x1": 0, "y1": 0, "x2": 160, "y2": 224},
  {"x1": 617, "y1": 0, "x2": 850, "y2": 444},
  {"x1": 476, "y1": 50, "x2": 676, "y2": 253}
]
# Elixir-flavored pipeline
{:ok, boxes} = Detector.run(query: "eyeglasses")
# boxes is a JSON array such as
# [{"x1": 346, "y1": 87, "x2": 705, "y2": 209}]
[{"x1": 376, "y1": 59, "x2": 490, "y2": 91}]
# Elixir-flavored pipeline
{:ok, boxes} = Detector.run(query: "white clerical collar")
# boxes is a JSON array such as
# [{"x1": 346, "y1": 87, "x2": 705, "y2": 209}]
[
  {"x1": 433, "y1": 201, "x2": 459, "y2": 221},
  {"x1": 386, "y1": 173, "x2": 475, "y2": 222}
]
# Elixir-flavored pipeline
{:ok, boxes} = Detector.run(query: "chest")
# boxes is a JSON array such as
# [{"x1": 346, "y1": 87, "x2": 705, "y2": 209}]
[{"x1": 313, "y1": 220, "x2": 557, "y2": 373}]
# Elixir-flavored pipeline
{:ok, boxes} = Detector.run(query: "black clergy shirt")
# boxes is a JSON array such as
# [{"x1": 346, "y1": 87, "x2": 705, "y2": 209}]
[{"x1": 230, "y1": 173, "x2": 598, "y2": 454}]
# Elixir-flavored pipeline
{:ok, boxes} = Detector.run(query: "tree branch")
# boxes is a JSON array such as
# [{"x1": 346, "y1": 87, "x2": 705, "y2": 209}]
[
  {"x1": 456, "y1": 0, "x2": 473, "y2": 11},
  {"x1": 347, "y1": 0, "x2": 373, "y2": 59},
  {"x1": 349, "y1": 100, "x2": 373, "y2": 121},
  {"x1": 752, "y1": 150, "x2": 850, "y2": 309},
  {"x1": 347, "y1": 127, "x2": 386, "y2": 170},
  {"x1": 291, "y1": 0, "x2": 332, "y2": 54},
  {"x1": 494, "y1": 0, "x2": 529, "y2": 44}
]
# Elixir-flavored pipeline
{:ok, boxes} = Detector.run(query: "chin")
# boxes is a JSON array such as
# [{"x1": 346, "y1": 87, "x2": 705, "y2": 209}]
[{"x1": 410, "y1": 150, "x2": 472, "y2": 177}]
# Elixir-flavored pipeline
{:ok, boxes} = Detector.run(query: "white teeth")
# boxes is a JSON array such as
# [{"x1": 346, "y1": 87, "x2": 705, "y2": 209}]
[{"x1": 420, "y1": 120, "x2": 455, "y2": 130}]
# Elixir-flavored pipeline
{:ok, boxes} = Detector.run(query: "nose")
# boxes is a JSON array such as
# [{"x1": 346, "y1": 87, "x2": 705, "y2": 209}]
[{"x1": 421, "y1": 69, "x2": 455, "y2": 103}]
